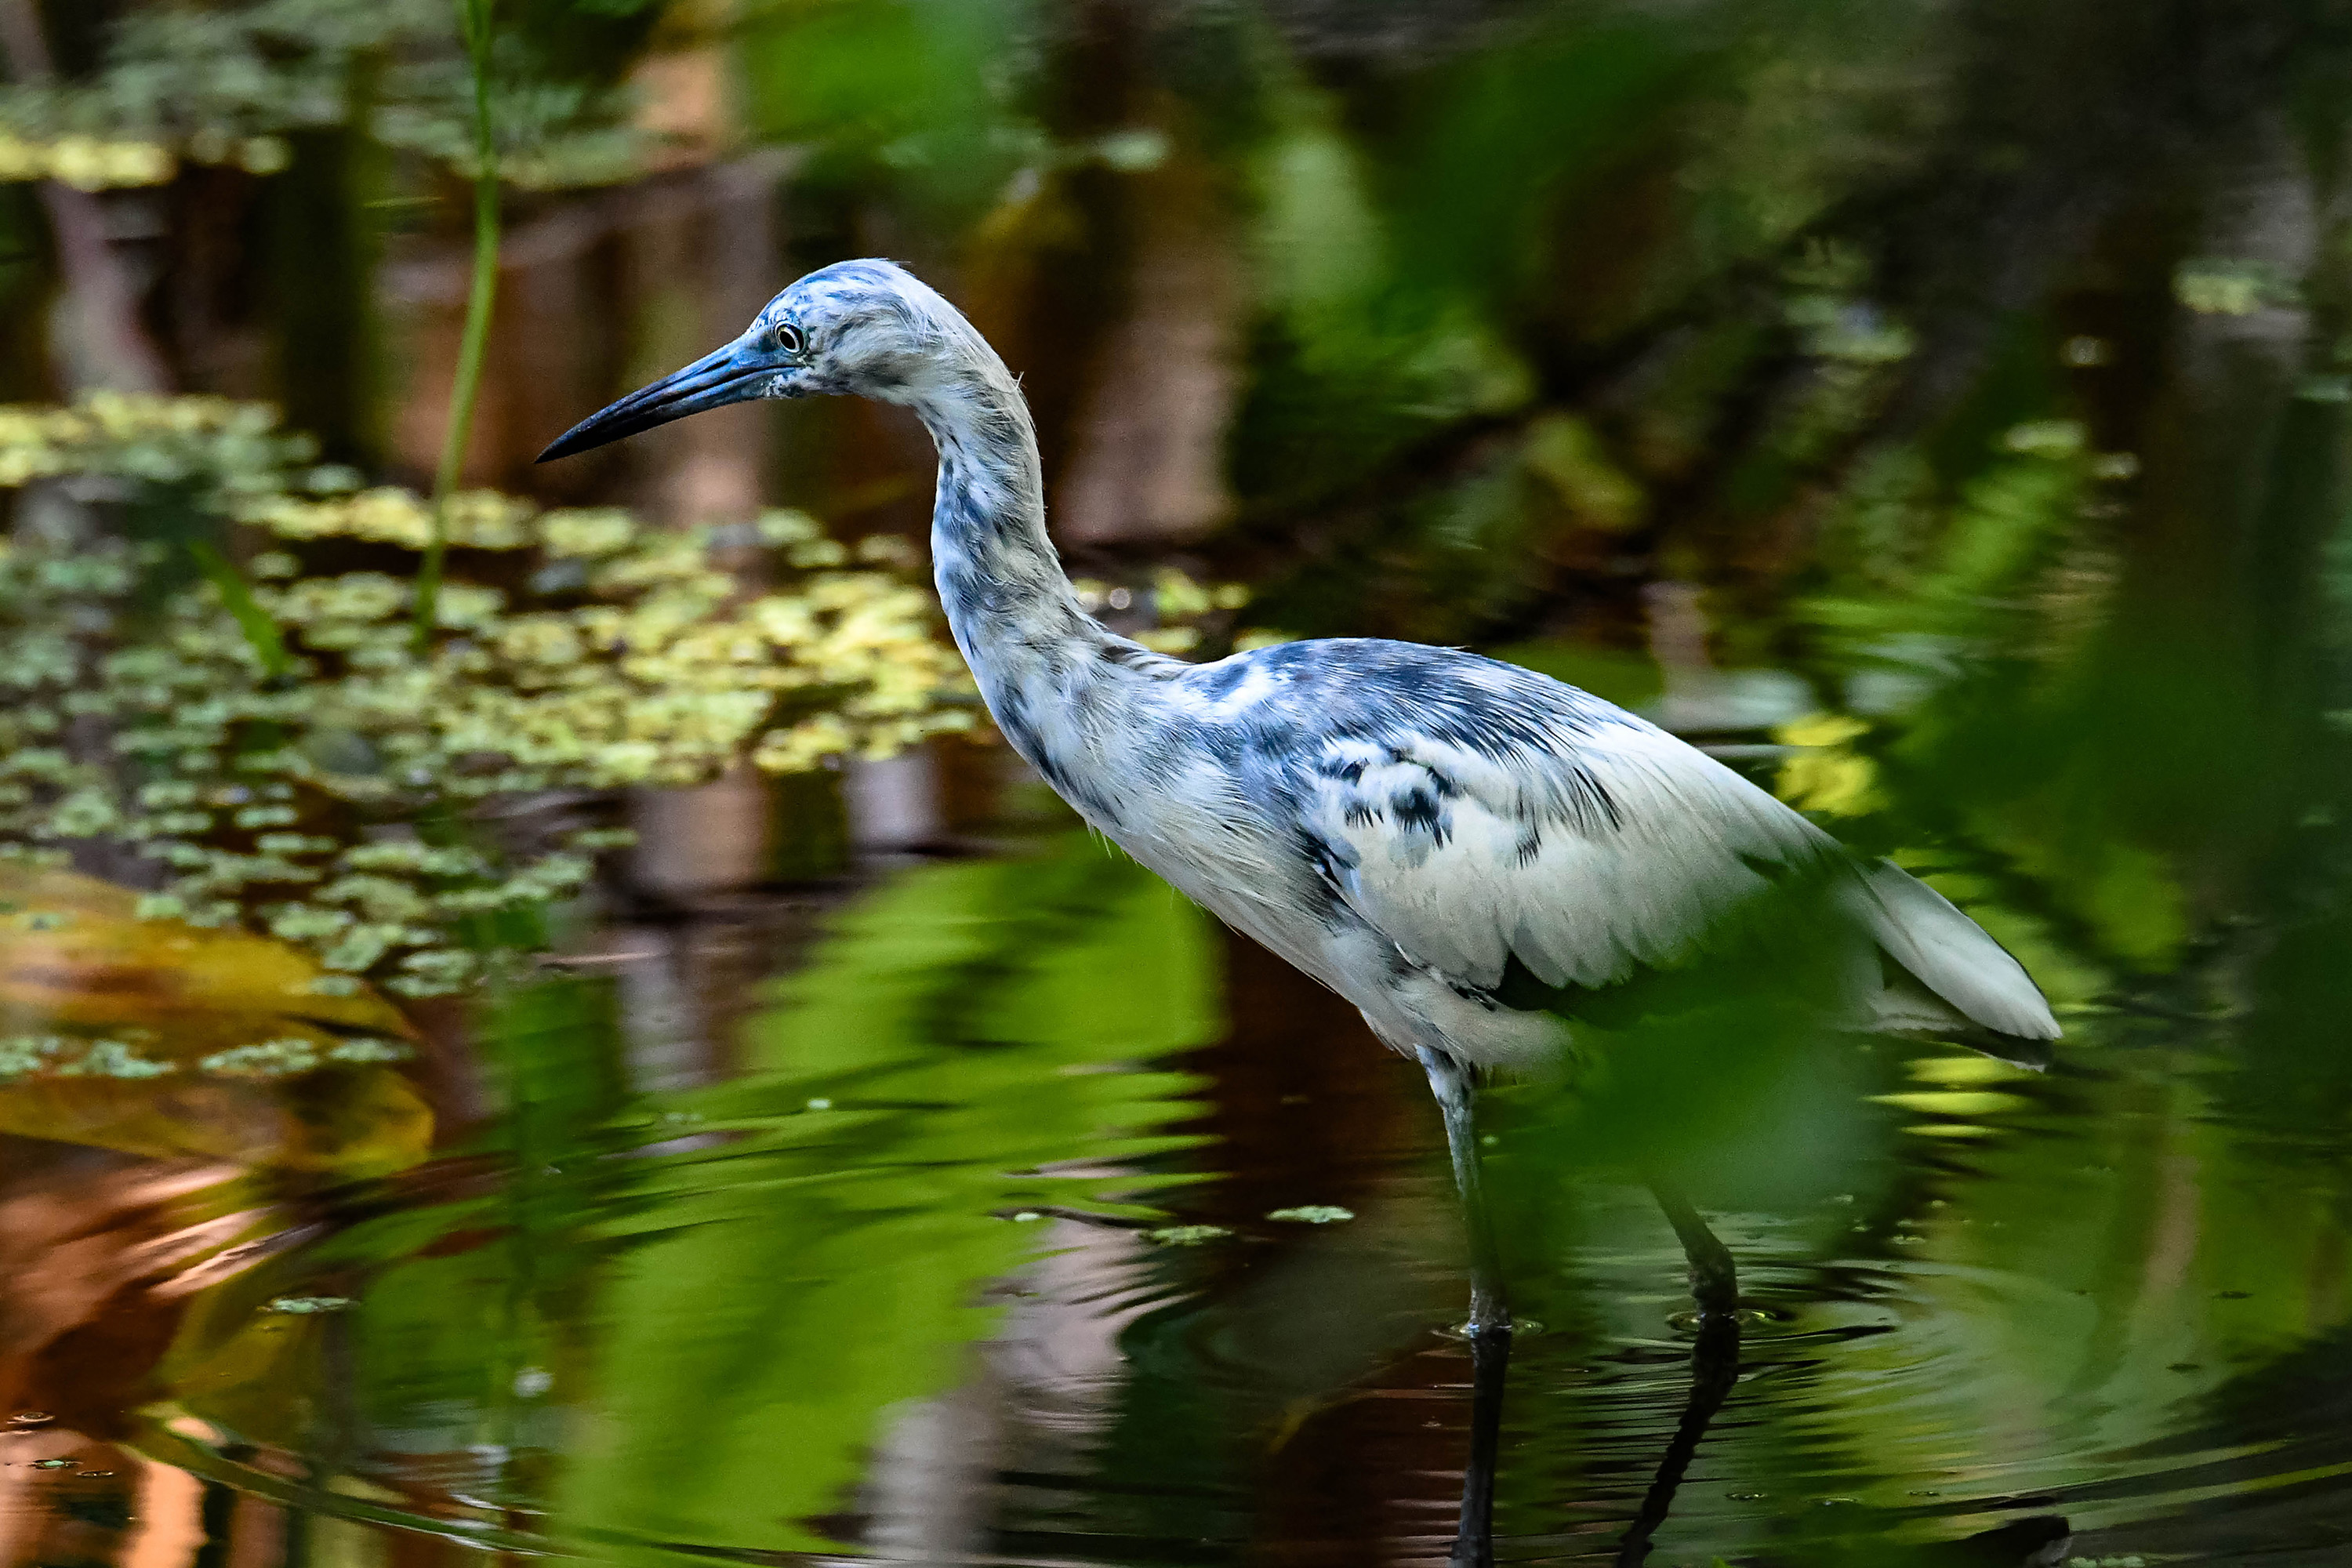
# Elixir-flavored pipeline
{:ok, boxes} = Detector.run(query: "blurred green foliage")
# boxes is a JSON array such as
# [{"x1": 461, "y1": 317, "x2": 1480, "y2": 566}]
[{"x1": 738, "y1": 0, "x2": 1036, "y2": 214}]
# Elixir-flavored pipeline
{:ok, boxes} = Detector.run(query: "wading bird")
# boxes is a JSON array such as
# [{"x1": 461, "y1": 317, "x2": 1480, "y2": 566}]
[{"x1": 539, "y1": 258, "x2": 2059, "y2": 1353}]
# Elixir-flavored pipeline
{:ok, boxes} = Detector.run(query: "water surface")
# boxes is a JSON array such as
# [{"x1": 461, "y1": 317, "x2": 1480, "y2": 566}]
[{"x1": 7, "y1": 817, "x2": 2350, "y2": 1567}]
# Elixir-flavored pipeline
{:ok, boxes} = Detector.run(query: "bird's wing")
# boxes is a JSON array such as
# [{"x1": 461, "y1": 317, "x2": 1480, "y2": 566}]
[
  {"x1": 1298, "y1": 699, "x2": 2060, "y2": 1042},
  {"x1": 1300, "y1": 712, "x2": 1837, "y2": 993}
]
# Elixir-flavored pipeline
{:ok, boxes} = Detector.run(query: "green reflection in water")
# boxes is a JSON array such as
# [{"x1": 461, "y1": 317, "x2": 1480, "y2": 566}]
[
  {"x1": 147, "y1": 835, "x2": 1218, "y2": 1561},
  {"x1": 557, "y1": 841, "x2": 1216, "y2": 1558}
]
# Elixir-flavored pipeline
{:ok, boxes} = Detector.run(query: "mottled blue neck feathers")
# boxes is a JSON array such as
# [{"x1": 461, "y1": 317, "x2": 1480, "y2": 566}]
[
  {"x1": 879, "y1": 291, "x2": 1121, "y2": 757},
  {"x1": 909, "y1": 351, "x2": 1084, "y2": 654}
]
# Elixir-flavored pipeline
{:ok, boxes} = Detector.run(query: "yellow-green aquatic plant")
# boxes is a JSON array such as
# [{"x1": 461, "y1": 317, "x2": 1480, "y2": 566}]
[{"x1": 0, "y1": 394, "x2": 973, "y2": 1000}]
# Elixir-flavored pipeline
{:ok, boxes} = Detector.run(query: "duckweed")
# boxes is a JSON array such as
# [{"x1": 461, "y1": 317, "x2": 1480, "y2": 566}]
[
  {"x1": 0, "y1": 1036, "x2": 172, "y2": 1082},
  {"x1": 1142, "y1": 1225, "x2": 1236, "y2": 1246},
  {"x1": 0, "y1": 394, "x2": 975, "y2": 1004}
]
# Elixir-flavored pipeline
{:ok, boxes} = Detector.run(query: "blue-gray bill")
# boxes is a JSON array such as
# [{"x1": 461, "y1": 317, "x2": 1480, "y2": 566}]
[{"x1": 535, "y1": 337, "x2": 770, "y2": 463}]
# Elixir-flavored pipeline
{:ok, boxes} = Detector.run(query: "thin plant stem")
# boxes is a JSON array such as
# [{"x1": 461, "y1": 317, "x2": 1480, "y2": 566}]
[
  {"x1": 187, "y1": 541, "x2": 294, "y2": 680},
  {"x1": 412, "y1": 0, "x2": 500, "y2": 652}
]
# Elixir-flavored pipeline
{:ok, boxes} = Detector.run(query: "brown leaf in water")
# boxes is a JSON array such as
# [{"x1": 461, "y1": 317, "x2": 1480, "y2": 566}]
[
  {"x1": 0, "y1": 866, "x2": 431, "y2": 1174},
  {"x1": 0, "y1": 866, "x2": 407, "y2": 1032}
]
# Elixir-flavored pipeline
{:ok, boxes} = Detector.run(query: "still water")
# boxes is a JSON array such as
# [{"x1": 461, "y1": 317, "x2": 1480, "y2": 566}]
[{"x1": 5, "y1": 799, "x2": 2349, "y2": 1567}]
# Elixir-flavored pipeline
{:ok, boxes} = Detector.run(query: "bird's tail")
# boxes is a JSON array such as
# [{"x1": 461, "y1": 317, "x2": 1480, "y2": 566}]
[{"x1": 1838, "y1": 858, "x2": 2060, "y2": 1062}]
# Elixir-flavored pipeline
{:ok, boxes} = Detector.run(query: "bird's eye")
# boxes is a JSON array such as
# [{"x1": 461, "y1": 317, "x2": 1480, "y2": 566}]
[{"x1": 773, "y1": 323, "x2": 805, "y2": 355}]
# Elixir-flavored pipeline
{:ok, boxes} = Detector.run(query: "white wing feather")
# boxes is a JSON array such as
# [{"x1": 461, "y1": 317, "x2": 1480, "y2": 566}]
[
  {"x1": 1304, "y1": 717, "x2": 2058, "y2": 1040},
  {"x1": 1836, "y1": 858, "x2": 2059, "y2": 1039},
  {"x1": 1306, "y1": 722, "x2": 1822, "y2": 988}
]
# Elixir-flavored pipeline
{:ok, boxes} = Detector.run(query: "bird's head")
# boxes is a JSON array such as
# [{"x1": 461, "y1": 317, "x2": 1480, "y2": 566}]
[{"x1": 537, "y1": 258, "x2": 978, "y2": 462}]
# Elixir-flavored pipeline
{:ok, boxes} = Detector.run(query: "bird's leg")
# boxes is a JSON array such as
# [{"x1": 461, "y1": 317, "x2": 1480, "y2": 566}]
[
  {"x1": 1417, "y1": 1046, "x2": 1511, "y2": 1337},
  {"x1": 1417, "y1": 1046, "x2": 1511, "y2": 1568},
  {"x1": 1453, "y1": 1322, "x2": 1509, "y2": 1568},
  {"x1": 1613, "y1": 1182, "x2": 1743, "y2": 1566},
  {"x1": 1645, "y1": 1178, "x2": 1739, "y2": 1319}
]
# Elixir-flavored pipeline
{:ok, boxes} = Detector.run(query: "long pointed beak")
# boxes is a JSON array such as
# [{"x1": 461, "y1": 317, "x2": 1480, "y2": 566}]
[{"x1": 536, "y1": 336, "x2": 774, "y2": 462}]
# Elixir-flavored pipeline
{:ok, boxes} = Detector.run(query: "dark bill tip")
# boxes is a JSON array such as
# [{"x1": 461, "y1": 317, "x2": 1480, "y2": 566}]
[
  {"x1": 535, "y1": 406, "x2": 664, "y2": 464},
  {"x1": 535, "y1": 339, "x2": 772, "y2": 463}
]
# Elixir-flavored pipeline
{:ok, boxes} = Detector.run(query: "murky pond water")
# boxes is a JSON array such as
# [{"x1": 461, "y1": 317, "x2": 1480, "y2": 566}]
[{"x1": 7, "y1": 809, "x2": 2349, "y2": 1567}]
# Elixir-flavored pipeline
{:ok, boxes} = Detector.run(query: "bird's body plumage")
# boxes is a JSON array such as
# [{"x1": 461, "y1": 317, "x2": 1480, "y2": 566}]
[
  {"x1": 543, "y1": 256, "x2": 2060, "y2": 1080},
  {"x1": 956, "y1": 622, "x2": 2055, "y2": 1071}
]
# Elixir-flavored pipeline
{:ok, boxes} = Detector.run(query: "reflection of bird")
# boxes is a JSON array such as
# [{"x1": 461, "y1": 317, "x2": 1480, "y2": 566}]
[{"x1": 540, "y1": 259, "x2": 2060, "y2": 1343}]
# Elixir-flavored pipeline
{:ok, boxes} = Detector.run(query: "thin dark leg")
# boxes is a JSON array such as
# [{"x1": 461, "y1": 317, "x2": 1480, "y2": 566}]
[
  {"x1": 1646, "y1": 1178, "x2": 1739, "y2": 1319},
  {"x1": 1453, "y1": 1326, "x2": 1509, "y2": 1568},
  {"x1": 1417, "y1": 1046, "x2": 1510, "y2": 1335},
  {"x1": 1417, "y1": 1047, "x2": 1512, "y2": 1567},
  {"x1": 1613, "y1": 1183, "x2": 1743, "y2": 1566}
]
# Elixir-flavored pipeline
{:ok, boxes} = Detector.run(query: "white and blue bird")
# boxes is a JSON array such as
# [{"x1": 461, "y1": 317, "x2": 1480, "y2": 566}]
[{"x1": 541, "y1": 258, "x2": 2060, "y2": 1341}]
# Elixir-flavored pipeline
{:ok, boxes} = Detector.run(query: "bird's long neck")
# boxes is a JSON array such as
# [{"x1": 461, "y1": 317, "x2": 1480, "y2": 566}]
[
  {"x1": 910, "y1": 352, "x2": 1084, "y2": 657},
  {"x1": 906, "y1": 339, "x2": 1132, "y2": 784}
]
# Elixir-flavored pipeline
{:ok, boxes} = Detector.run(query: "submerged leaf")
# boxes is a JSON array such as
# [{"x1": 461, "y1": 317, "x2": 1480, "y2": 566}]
[{"x1": 0, "y1": 865, "x2": 430, "y2": 1173}]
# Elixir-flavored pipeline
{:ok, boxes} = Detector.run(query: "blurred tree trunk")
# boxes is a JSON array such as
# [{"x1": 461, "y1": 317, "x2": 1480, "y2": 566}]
[
  {"x1": 619, "y1": 156, "x2": 775, "y2": 527},
  {"x1": 1054, "y1": 134, "x2": 1242, "y2": 550},
  {"x1": 0, "y1": 188, "x2": 53, "y2": 402},
  {"x1": 162, "y1": 165, "x2": 270, "y2": 401},
  {"x1": 0, "y1": 0, "x2": 169, "y2": 394},
  {"x1": 262, "y1": 125, "x2": 386, "y2": 468}
]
